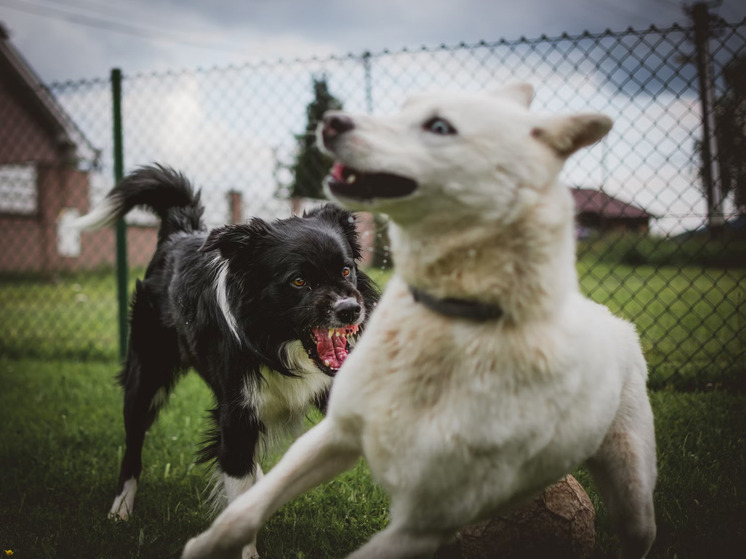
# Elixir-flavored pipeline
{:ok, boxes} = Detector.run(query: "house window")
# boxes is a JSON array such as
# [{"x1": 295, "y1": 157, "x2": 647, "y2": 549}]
[
  {"x1": 0, "y1": 163, "x2": 37, "y2": 214},
  {"x1": 57, "y1": 208, "x2": 81, "y2": 257}
]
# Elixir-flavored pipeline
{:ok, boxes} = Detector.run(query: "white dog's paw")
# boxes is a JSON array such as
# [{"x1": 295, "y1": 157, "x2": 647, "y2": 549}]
[{"x1": 181, "y1": 532, "x2": 243, "y2": 559}]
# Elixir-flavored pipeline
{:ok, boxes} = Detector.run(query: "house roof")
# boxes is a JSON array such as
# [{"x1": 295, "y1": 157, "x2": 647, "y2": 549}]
[
  {"x1": 0, "y1": 23, "x2": 99, "y2": 166},
  {"x1": 571, "y1": 187, "x2": 653, "y2": 219}
]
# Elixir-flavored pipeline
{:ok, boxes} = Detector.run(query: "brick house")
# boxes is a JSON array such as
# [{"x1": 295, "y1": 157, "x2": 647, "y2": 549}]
[
  {"x1": 0, "y1": 26, "x2": 374, "y2": 275},
  {"x1": 0, "y1": 24, "x2": 158, "y2": 275},
  {"x1": 571, "y1": 187, "x2": 653, "y2": 235}
]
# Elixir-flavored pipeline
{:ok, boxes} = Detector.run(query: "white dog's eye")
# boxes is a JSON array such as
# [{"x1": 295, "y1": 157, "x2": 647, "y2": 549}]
[{"x1": 424, "y1": 117, "x2": 457, "y2": 135}]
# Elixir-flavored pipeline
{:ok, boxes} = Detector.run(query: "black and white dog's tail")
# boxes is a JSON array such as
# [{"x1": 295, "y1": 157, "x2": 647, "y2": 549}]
[{"x1": 73, "y1": 164, "x2": 205, "y2": 241}]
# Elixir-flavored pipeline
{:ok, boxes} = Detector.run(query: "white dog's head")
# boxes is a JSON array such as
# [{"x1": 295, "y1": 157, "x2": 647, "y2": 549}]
[{"x1": 318, "y1": 84, "x2": 611, "y2": 229}]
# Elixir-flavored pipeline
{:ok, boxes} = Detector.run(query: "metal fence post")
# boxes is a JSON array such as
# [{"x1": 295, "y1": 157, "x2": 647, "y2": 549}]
[
  {"x1": 111, "y1": 68, "x2": 128, "y2": 361},
  {"x1": 362, "y1": 51, "x2": 373, "y2": 114},
  {"x1": 692, "y1": 1, "x2": 726, "y2": 236}
]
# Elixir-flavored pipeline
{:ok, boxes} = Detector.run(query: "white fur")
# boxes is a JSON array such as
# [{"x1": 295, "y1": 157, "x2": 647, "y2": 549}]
[
  {"x1": 223, "y1": 470, "x2": 263, "y2": 504},
  {"x1": 150, "y1": 386, "x2": 169, "y2": 412},
  {"x1": 183, "y1": 86, "x2": 657, "y2": 559},
  {"x1": 109, "y1": 478, "x2": 137, "y2": 521},
  {"x1": 217, "y1": 471, "x2": 265, "y2": 559},
  {"x1": 241, "y1": 342, "x2": 333, "y2": 452},
  {"x1": 255, "y1": 342, "x2": 332, "y2": 431},
  {"x1": 203, "y1": 343, "x2": 329, "y2": 559},
  {"x1": 205, "y1": 345, "x2": 331, "y2": 559},
  {"x1": 70, "y1": 197, "x2": 120, "y2": 230},
  {"x1": 222, "y1": 343, "x2": 331, "y2": 502},
  {"x1": 213, "y1": 257, "x2": 241, "y2": 342}
]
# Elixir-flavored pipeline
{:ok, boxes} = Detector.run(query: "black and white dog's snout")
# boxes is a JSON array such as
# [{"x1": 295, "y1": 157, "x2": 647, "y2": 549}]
[
  {"x1": 333, "y1": 297, "x2": 363, "y2": 324},
  {"x1": 322, "y1": 113, "x2": 355, "y2": 145}
]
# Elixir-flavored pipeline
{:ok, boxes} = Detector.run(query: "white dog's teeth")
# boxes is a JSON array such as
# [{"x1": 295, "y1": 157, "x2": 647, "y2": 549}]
[
  {"x1": 324, "y1": 359, "x2": 331, "y2": 366},
  {"x1": 346, "y1": 174, "x2": 357, "y2": 184}
]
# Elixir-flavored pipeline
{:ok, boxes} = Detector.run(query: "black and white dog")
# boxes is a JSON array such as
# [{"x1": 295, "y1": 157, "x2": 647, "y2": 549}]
[{"x1": 75, "y1": 165, "x2": 378, "y2": 556}]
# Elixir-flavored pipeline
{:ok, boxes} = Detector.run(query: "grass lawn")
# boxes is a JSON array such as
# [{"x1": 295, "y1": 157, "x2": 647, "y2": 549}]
[
  {"x1": 1, "y1": 260, "x2": 743, "y2": 385},
  {"x1": 1, "y1": 358, "x2": 745, "y2": 559}
]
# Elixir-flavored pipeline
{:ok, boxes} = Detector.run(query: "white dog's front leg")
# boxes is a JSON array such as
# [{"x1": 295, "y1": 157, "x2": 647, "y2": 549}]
[
  {"x1": 587, "y1": 374, "x2": 657, "y2": 559},
  {"x1": 182, "y1": 419, "x2": 360, "y2": 559}
]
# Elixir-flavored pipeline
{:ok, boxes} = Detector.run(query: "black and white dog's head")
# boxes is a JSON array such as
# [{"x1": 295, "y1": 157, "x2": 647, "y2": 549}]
[{"x1": 200, "y1": 204, "x2": 378, "y2": 376}]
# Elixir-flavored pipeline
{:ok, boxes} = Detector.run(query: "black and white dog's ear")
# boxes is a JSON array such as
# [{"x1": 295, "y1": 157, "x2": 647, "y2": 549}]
[
  {"x1": 199, "y1": 218, "x2": 270, "y2": 259},
  {"x1": 306, "y1": 204, "x2": 363, "y2": 261}
]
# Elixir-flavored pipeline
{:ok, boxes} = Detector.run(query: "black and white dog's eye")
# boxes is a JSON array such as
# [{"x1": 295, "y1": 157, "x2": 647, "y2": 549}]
[
  {"x1": 292, "y1": 277, "x2": 306, "y2": 287},
  {"x1": 424, "y1": 117, "x2": 457, "y2": 135},
  {"x1": 342, "y1": 266, "x2": 351, "y2": 278}
]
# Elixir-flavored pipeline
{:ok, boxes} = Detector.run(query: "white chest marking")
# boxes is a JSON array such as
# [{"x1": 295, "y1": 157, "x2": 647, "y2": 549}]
[
  {"x1": 213, "y1": 257, "x2": 240, "y2": 343},
  {"x1": 244, "y1": 341, "x2": 332, "y2": 434}
]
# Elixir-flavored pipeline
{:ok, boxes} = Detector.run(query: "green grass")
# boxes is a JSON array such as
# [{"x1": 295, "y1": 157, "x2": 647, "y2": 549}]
[
  {"x1": 381, "y1": 259, "x2": 744, "y2": 389},
  {"x1": 0, "y1": 358, "x2": 389, "y2": 559},
  {"x1": 1, "y1": 358, "x2": 744, "y2": 558},
  {"x1": 1, "y1": 254, "x2": 743, "y2": 385},
  {"x1": 0, "y1": 268, "x2": 147, "y2": 362},
  {"x1": 575, "y1": 390, "x2": 746, "y2": 559},
  {"x1": 0, "y1": 272, "x2": 119, "y2": 361},
  {"x1": 576, "y1": 261, "x2": 745, "y2": 390}
]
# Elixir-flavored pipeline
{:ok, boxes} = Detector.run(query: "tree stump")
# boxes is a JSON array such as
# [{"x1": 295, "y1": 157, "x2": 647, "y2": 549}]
[{"x1": 435, "y1": 475, "x2": 595, "y2": 559}]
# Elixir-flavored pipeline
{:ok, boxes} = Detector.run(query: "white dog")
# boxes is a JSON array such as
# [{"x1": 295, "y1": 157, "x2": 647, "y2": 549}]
[{"x1": 183, "y1": 85, "x2": 657, "y2": 559}]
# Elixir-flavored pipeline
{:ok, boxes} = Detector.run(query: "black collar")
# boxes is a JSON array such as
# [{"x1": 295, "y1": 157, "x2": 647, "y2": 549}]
[{"x1": 409, "y1": 286, "x2": 503, "y2": 322}]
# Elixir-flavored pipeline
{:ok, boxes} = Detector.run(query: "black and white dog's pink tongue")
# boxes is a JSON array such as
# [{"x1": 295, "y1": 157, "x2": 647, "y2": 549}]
[{"x1": 313, "y1": 327, "x2": 349, "y2": 370}]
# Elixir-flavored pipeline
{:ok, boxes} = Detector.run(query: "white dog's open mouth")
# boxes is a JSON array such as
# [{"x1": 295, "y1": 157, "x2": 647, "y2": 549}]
[{"x1": 327, "y1": 163, "x2": 418, "y2": 201}]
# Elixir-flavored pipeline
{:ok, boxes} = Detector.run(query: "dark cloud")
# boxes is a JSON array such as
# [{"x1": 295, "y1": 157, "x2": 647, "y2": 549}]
[{"x1": 1, "y1": 0, "x2": 744, "y2": 82}]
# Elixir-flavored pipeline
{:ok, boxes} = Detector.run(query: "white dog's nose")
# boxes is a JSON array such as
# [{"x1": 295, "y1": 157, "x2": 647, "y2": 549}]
[{"x1": 322, "y1": 113, "x2": 355, "y2": 144}]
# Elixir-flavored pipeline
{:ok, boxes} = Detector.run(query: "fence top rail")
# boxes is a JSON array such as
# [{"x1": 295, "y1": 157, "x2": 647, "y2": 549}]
[{"x1": 44, "y1": 16, "x2": 746, "y2": 90}]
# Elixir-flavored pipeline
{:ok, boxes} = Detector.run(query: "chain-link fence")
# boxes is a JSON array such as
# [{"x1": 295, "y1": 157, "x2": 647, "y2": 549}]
[{"x1": 1, "y1": 13, "x2": 744, "y2": 389}]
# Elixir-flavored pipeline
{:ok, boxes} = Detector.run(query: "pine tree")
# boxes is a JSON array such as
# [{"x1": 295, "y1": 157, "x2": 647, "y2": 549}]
[
  {"x1": 289, "y1": 76, "x2": 343, "y2": 199},
  {"x1": 713, "y1": 56, "x2": 746, "y2": 215}
]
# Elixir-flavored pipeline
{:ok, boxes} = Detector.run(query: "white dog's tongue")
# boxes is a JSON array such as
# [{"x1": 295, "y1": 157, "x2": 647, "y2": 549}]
[
  {"x1": 313, "y1": 327, "x2": 349, "y2": 370},
  {"x1": 330, "y1": 162, "x2": 345, "y2": 181}
]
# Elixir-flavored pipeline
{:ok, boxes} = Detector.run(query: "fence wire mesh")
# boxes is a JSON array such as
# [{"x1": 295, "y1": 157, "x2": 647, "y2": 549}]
[{"x1": 0, "y1": 19, "x2": 744, "y2": 389}]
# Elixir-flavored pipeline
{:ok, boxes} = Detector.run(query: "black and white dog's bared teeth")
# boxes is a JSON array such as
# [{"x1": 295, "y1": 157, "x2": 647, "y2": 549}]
[
  {"x1": 304, "y1": 324, "x2": 361, "y2": 375},
  {"x1": 73, "y1": 165, "x2": 379, "y2": 543},
  {"x1": 327, "y1": 162, "x2": 418, "y2": 201}
]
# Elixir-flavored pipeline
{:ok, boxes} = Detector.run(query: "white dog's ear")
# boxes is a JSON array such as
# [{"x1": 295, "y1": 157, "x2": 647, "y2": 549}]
[
  {"x1": 491, "y1": 83, "x2": 534, "y2": 107},
  {"x1": 531, "y1": 114, "x2": 612, "y2": 157}
]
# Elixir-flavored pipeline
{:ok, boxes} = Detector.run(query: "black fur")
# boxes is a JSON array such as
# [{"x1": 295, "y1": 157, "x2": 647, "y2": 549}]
[{"x1": 97, "y1": 165, "x2": 378, "y2": 503}]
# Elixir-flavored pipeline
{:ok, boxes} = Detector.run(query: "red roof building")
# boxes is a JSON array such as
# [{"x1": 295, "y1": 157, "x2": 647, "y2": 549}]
[{"x1": 571, "y1": 187, "x2": 653, "y2": 234}]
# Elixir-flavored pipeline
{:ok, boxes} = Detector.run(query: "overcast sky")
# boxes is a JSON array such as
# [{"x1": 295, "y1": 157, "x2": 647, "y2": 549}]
[{"x1": 1, "y1": 0, "x2": 745, "y2": 83}]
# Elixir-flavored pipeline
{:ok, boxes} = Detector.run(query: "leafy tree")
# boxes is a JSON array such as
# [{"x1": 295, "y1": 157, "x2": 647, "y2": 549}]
[
  {"x1": 698, "y1": 55, "x2": 746, "y2": 216},
  {"x1": 289, "y1": 76, "x2": 343, "y2": 199},
  {"x1": 713, "y1": 56, "x2": 746, "y2": 215}
]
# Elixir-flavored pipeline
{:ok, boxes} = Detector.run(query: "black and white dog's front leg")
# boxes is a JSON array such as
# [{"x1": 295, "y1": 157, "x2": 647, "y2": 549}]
[
  {"x1": 183, "y1": 418, "x2": 361, "y2": 559},
  {"x1": 213, "y1": 402, "x2": 264, "y2": 559},
  {"x1": 216, "y1": 470, "x2": 264, "y2": 559}
]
